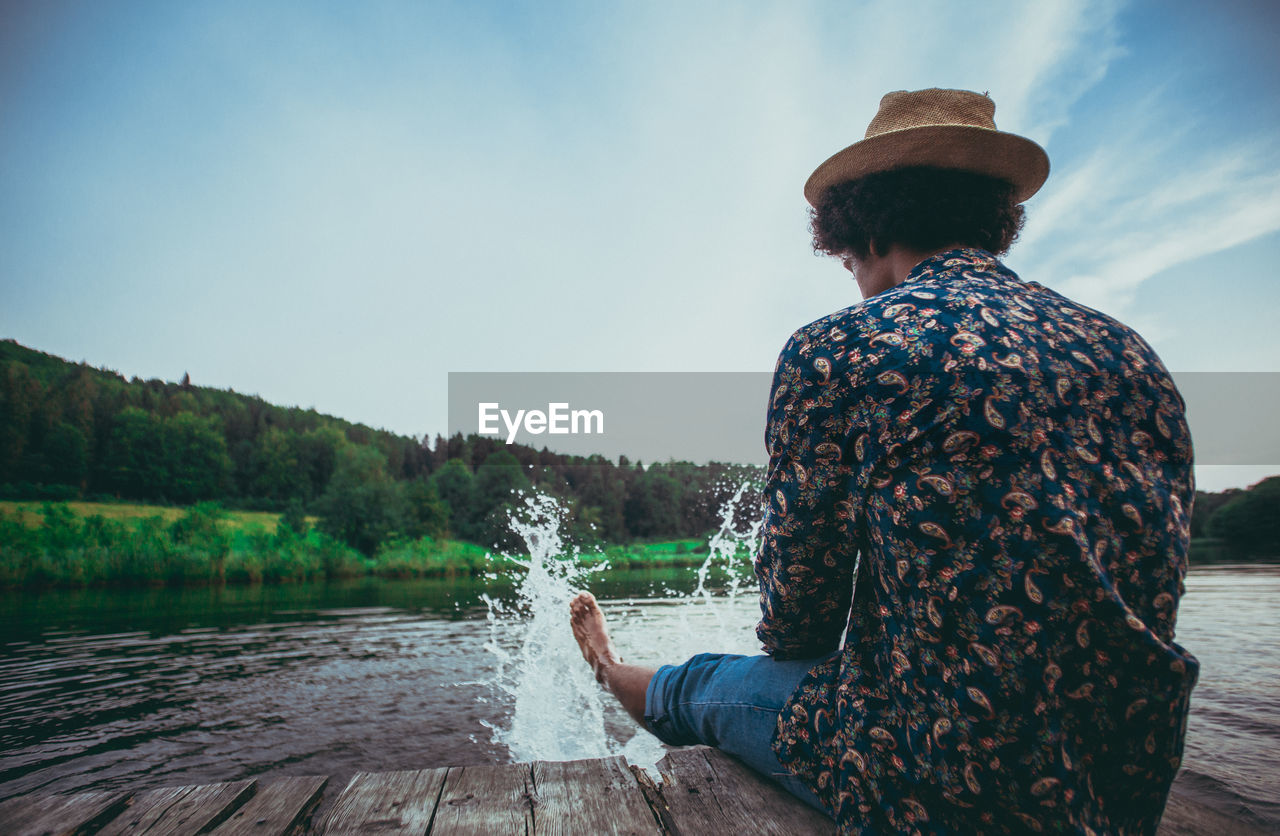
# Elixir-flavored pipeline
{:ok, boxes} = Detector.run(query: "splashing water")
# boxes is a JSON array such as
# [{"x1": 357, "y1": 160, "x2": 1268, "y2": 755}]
[
  {"x1": 481, "y1": 493, "x2": 610, "y2": 762},
  {"x1": 683, "y1": 482, "x2": 765, "y2": 644},
  {"x1": 483, "y1": 481, "x2": 764, "y2": 765}
]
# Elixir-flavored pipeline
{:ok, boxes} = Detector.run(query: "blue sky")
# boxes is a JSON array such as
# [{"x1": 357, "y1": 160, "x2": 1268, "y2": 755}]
[{"x1": 2, "y1": 0, "x2": 1277, "y2": 491}]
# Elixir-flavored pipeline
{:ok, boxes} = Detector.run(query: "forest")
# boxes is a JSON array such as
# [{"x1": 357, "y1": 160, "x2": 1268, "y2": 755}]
[
  {"x1": 0, "y1": 340, "x2": 759, "y2": 557},
  {"x1": 2, "y1": 338, "x2": 1277, "y2": 568}
]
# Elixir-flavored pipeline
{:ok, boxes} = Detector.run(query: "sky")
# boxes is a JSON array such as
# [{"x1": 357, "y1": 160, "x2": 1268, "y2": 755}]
[{"x1": 2, "y1": 0, "x2": 1278, "y2": 492}]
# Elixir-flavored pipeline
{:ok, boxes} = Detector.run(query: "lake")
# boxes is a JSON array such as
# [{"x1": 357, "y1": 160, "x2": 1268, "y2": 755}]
[{"x1": 0, "y1": 563, "x2": 1276, "y2": 829}]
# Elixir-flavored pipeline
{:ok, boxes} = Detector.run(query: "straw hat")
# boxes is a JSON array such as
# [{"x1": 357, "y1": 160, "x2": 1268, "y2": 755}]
[{"x1": 803, "y1": 88, "x2": 1049, "y2": 206}]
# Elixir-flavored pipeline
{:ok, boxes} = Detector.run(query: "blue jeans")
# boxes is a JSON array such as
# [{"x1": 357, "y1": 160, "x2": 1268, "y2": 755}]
[{"x1": 643, "y1": 651, "x2": 835, "y2": 815}]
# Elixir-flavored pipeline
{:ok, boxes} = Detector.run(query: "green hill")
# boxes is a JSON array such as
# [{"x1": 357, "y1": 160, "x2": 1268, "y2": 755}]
[{"x1": 0, "y1": 339, "x2": 760, "y2": 554}]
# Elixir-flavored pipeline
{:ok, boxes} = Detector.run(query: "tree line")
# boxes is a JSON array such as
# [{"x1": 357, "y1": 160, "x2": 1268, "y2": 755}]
[
  {"x1": 1189, "y1": 475, "x2": 1280, "y2": 561},
  {"x1": 0, "y1": 340, "x2": 760, "y2": 555},
  {"x1": 4, "y1": 340, "x2": 1277, "y2": 561}
]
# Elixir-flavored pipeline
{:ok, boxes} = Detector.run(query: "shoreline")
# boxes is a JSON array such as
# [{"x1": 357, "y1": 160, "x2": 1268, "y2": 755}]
[{"x1": 0, "y1": 499, "x2": 724, "y2": 590}]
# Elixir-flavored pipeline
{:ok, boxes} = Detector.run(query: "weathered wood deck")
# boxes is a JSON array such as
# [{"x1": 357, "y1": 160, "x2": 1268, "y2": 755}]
[{"x1": 0, "y1": 748, "x2": 1265, "y2": 835}]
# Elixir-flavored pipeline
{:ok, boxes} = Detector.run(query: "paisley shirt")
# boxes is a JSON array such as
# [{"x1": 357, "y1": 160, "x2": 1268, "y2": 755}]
[{"x1": 755, "y1": 248, "x2": 1198, "y2": 835}]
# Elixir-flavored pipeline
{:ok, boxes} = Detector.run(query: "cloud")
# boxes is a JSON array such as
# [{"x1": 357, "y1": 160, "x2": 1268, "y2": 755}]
[
  {"x1": 1017, "y1": 93, "x2": 1280, "y2": 318},
  {"x1": 974, "y1": 0, "x2": 1125, "y2": 142}
]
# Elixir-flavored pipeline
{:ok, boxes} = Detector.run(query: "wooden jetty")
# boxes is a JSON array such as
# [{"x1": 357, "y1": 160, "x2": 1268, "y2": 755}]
[{"x1": 0, "y1": 747, "x2": 1266, "y2": 835}]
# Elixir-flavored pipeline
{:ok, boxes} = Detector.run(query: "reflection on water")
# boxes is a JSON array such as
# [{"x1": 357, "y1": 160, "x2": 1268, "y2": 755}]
[{"x1": 0, "y1": 565, "x2": 1277, "y2": 829}]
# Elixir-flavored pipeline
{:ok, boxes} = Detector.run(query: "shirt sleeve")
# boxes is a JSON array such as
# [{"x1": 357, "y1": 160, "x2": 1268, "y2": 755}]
[{"x1": 754, "y1": 331, "x2": 864, "y2": 659}]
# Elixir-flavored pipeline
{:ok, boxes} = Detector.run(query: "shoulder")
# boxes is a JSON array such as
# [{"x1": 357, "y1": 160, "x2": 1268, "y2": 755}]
[
  {"x1": 776, "y1": 248, "x2": 1179, "y2": 404},
  {"x1": 766, "y1": 283, "x2": 945, "y2": 434},
  {"x1": 774, "y1": 260, "x2": 995, "y2": 384}
]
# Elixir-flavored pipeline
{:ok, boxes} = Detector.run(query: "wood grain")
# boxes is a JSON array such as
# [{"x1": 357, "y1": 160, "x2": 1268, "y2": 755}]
[
  {"x1": 430, "y1": 762, "x2": 534, "y2": 835},
  {"x1": 657, "y1": 747, "x2": 832, "y2": 835},
  {"x1": 530, "y1": 756, "x2": 661, "y2": 835},
  {"x1": 206, "y1": 776, "x2": 327, "y2": 836},
  {"x1": 0, "y1": 789, "x2": 129, "y2": 836},
  {"x1": 96, "y1": 780, "x2": 254, "y2": 836},
  {"x1": 0, "y1": 753, "x2": 1266, "y2": 835},
  {"x1": 317, "y1": 768, "x2": 447, "y2": 835}
]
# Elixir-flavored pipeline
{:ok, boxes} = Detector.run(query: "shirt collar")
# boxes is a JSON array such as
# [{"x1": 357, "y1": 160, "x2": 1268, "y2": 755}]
[{"x1": 901, "y1": 247, "x2": 1001, "y2": 286}]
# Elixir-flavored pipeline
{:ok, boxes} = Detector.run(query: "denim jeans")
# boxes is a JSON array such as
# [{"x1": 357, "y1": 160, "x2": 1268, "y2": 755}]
[{"x1": 643, "y1": 651, "x2": 836, "y2": 816}]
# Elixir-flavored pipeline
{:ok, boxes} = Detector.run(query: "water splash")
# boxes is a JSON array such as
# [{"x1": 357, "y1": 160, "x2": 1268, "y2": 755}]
[
  {"x1": 481, "y1": 493, "x2": 613, "y2": 762},
  {"x1": 484, "y1": 481, "x2": 764, "y2": 764},
  {"x1": 685, "y1": 481, "x2": 764, "y2": 638}
]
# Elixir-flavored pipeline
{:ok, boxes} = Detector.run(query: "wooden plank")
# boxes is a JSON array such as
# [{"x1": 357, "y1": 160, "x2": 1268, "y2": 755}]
[
  {"x1": 629, "y1": 763, "x2": 680, "y2": 835},
  {"x1": 430, "y1": 763, "x2": 534, "y2": 836},
  {"x1": 206, "y1": 776, "x2": 328, "y2": 836},
  {"x1": 656, "y1": 748, "x2": 831, "y2": 835},
  {"x1": 0, "y1": 789, "x2": 130, "y2": 836},
  {"x1": 317, "y1": 768, "x2": 447, "y2": 835},
  {"x1": 96, "y1": 780, "x2": 255, "y2": 836},
  {"x1": 530, "y1": 756, "x2": 661, "y2": 835}
]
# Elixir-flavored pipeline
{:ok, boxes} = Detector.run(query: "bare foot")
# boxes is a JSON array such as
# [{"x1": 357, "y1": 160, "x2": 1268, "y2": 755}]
[{"x1": 570, "y1": 591, "x2": 622, "y2": 684}]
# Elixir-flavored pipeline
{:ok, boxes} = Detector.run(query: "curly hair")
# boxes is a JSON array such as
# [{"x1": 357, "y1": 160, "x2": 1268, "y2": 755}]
[{"x1": 809, "y1": 166, "x2": 1026, "y2": 260}]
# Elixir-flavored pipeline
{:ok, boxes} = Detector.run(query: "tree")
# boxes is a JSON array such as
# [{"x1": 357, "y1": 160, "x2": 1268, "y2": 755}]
[
  {"x1": 625, "y1": 469, "x2": 683, "y2": 538},
  {"x1": 57, "y1": 367, "x2": 97, "y2": 448},
  {"x1": 475, "y1": 450, "x2": 530, "y2": 512},
  {"x1": 297, "y1": 425, "x2": 344, "y2": 501},
  {"x1": 280, "y1": 497, "x2": 310, "y2": 536},
  {"x1": 404, "y1": 478, "x2": 449, "y2": 539},
  {"x1": 1191, "y1": 489, "x2": 1241, "y2": 539},
  {"x1": 45, "y1": 421, "x2": 89, "y2": 490},
  {"x1": 247, "y1": 427, "x2": 306, "y2": 503},
  {"x1": 431, "y1": 458, "x2": 477, "y2": 540},
  {"x1": 314, "y1": 443, "x2": 408, "y2": 555},
  {"x1": 99, "y1": 407, "x2": 165, "y2": 499},
  {"x1": 473, "y1": 450, "x2": 532, "y2": 548},
  {"x1": 1207, "y1": 477, "x2": 1280, "y2": 557},
  {"x1": 0, "y1": 362, "x2": 40, "y2": 481},
  {"x1": 162, "y1": 412, "x2": 233, "y2": 503},
  {"x1": 566, "y1": 457, "x2": 627, "y2": 541}
]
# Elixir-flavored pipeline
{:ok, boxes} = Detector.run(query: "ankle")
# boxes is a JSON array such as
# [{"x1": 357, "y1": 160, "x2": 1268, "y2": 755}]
[{"x1": 593, "y1": 653, "x2": 621, "y2": 685}]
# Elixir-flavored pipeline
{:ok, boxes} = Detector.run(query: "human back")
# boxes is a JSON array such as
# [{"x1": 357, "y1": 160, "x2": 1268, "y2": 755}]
[
  {"x1": 757, "y1": 88, "x2": 1198, "y2": 833},
  {"x1": 759, "y1": 245, "x2": 1196, "y2": 832}
]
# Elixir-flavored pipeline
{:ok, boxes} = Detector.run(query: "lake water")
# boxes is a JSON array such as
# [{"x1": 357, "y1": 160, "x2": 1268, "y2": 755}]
[{"x1": 1, "y1": 564, "x2": 1276, "y2": 829}]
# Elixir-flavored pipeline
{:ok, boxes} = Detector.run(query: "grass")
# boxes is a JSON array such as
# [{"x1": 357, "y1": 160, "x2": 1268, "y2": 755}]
[
  {"x1": 592, "y1": 537, "x2": 742, "y2": 570},
  {"x1": 372, "y1": 537, "x2": 502, "y2": 578},
  {"x1": 0, "y1": 500, "x2": 308, "y2": 533},
  {"x1": 0, "y1": 500, "x2": 721, "y2": 589}
]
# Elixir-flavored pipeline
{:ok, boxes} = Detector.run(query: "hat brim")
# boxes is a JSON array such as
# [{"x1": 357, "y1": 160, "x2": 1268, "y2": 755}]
[{"x1": 803, "y1": 124, "x2": 1050, "y2": 207}]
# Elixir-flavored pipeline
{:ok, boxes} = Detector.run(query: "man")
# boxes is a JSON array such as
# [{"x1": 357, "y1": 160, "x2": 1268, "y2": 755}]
[{"x1": 571, "y1": 88, "x2": 1198, "y2": 834}]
